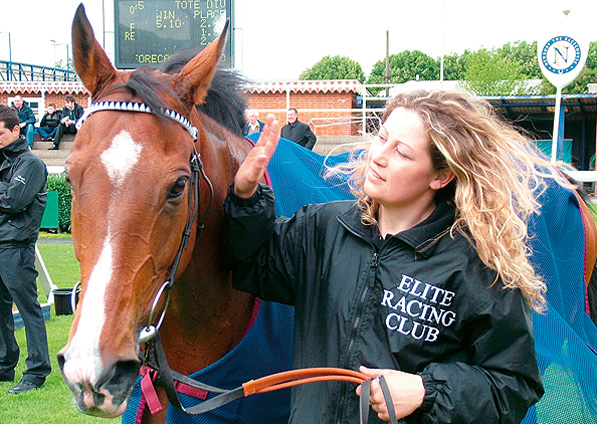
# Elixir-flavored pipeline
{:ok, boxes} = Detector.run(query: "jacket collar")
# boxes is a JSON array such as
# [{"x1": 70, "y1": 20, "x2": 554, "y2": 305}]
[
  {"x1": 1, "y1": 135, "x2": 29, "y2": 158},
  {"x1": 338, "y1": 201, "x2": 455, "y2": 258}
]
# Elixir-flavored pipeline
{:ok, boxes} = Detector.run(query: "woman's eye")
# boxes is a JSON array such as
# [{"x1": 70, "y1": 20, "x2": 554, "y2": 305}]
[
  {"x1": 395, "y1": 147, "x2": 408, "y2": 159},
  {"x1": 168, "y1": 177, "x2": 188, "y2": 199}
]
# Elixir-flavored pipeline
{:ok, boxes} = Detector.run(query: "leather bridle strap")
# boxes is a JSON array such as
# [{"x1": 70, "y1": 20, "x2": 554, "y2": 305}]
[
  {"x1": 144, "y1": 331, "x2": 399, "y2": 421},
  {"x1": 360, "y1": 376, "x2": 400, "y2": 424},
  {"x1": 138, "y1": 150, "x2": 214, "y2": 344}
]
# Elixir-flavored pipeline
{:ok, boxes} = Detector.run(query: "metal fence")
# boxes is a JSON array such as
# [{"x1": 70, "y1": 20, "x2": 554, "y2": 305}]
[{"x1": 0, "y1": 60, "x2": 79, "y2": 82}]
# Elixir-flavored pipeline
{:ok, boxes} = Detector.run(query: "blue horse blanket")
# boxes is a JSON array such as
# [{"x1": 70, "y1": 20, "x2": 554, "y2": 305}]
[
  {"x1": 124, "y1": 136, "x2": 597, "y2": 423},
  {"x1": 264, "y1": 137, "x2": 597, "y2": 423}
]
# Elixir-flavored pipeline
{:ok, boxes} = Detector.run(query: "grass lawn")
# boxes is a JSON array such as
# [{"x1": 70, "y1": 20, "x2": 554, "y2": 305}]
[{"x1": 0, "y1": 236, "x2": 120, "y2": 423}]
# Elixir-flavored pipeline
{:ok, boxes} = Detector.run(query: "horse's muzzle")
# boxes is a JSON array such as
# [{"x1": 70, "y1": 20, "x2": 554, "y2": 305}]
[{"x1": 58, "y1": 352, "x2": 140, "y2": 417}]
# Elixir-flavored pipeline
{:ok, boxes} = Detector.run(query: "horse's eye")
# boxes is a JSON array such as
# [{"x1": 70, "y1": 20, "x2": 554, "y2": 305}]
[{"x1": 168, "y1": 177, "x2": 188, "y2": 199}]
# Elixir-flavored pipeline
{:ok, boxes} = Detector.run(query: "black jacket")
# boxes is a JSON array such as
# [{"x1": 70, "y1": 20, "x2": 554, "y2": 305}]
[
  {"x1": 0, "y1": 136, "x2": 47, "y2": 245},
  {"x1": 61, "y1": 103, "x2": 84, "y2": 123},
  {"x1": 40, "y1": 111, "x2": 62, "y2": 129},
  {"x1": 224, "y1": 184, "x2": 543, "y2": 424},
  {"x1": 281, "y1": 120, "x2": 317, "y2": 150},
  {"x1": 12, "y1": 102, "x2": 36, "y2": 126}
]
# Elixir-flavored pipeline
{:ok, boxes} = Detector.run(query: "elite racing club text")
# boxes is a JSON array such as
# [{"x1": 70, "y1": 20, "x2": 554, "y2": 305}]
[{"x1": 381, "y1": 274, "x2": 456, "y2": 342}]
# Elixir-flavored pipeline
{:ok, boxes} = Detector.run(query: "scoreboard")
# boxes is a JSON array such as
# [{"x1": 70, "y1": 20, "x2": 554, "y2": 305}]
[{"x1": 114, "y1": 0, "x2": 233, "y2": 69}]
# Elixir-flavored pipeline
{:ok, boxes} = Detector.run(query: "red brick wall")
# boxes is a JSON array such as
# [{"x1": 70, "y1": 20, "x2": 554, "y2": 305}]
[
  {"x1": 247, "y1": 91, "x2": 360, "y2": 136},
  {"x1": 44, "y1": 93, "x2": 90, "y2": 109},
  {"x1": 2, "y1": 86, "x2": 360, "y2": 136}
]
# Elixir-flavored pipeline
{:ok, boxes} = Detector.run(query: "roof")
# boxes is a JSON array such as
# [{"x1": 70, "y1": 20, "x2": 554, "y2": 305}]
[
  {"x1": 486, "y1": 94, "x2": 597, "y2": 122},
  {"x1": 246, "y1": 80, "x2": 367, "y2": 95},
  {"x1": 0, "y1": 81, "x2": 88, "y2": 95}
]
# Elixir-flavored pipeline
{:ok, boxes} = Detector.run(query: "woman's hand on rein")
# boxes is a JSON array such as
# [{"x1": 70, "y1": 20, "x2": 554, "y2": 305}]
[
  {"x1": 356, "y1": 366, "x2": 425, "y2": 422},
  {"x1": 234, "y1": 114, "x2": 279, "y2": 198}
]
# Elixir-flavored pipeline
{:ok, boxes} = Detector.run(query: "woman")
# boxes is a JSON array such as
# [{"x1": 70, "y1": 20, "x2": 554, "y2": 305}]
[{"x1": 225, "y1": 90, "x2": 566, "y2": 423}]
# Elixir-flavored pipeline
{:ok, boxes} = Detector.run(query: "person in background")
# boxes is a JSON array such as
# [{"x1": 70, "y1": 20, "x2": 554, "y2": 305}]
[
  {"x1": 48, "y1": 95, "x2": 84, "y2": 150},
  {"x1": 223, "y1": 90, "x2": 565, "y2": 423},
  {"x1": 0, "y1": 104, "x2": 51, "y2": 394},
  {"x1": 36, "y1": 103, "x2": 62, "y2": 142},
  {"x1": 244, "y1": 109, "x2": 265, "y2": 136},
  {"x1": 280, "y1": 107, "x2": 317, "y2": 150},
  {"x1": 11, "y1": 96, "x2": 36, "y2": 149}
]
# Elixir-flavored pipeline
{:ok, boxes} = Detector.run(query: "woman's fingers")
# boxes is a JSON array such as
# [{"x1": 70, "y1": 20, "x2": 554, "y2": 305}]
[{"x1": 234, "y1": 114, "x2": 279, "y2": 198}]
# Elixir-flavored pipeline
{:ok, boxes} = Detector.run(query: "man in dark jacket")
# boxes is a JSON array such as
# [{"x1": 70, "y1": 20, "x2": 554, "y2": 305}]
[
  {"x1": 36, "y1": 103, "x2": 62, "y2": 141},
  {"x1": 48, "y1": 95, "x2": 84, "y2": 150},
  {"x1": 11, "y1": 96, "x2": 36, "y2": 148},
  {"x1": 280, "y1": 108, "x2": 317, "y2": 150},
  {"x1": 0, "y1": 105, "x2": 51, "y2": 394}
]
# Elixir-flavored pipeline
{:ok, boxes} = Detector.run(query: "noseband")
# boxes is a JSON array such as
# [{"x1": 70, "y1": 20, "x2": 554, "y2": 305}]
[{"x1": 76, "y1": 100, "x2": 214, "y2": 343}]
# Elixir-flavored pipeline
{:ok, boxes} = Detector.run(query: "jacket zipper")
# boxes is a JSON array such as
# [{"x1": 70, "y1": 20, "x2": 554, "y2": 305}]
[{"x1": 335, "y1": 251, "x2": 380, "y2": 423}]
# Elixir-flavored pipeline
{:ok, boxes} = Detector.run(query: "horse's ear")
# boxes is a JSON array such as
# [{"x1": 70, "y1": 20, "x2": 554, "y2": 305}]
[
  {"x1": 173, "y1": 20, "x2": 229, "y2": 108},
  {"x1": 72, "y1": 3, "x2": 117, "y2": 97}
]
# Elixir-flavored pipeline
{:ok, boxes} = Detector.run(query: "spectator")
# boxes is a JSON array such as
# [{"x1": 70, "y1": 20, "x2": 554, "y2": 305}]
[
  {"x1": 244, "y1": 109, "x2": 265, "y2": 136},
  {"x1": 36, "y1": 103, "x2": 62, "y2": 142},
  {"x1": 11, "y1": 96, "x2": 36, "y2": 148},
  {"x1": 280, "y1": 107, "x2": 317, "y2": 150},
  {"x1": 48, "y1": 95, "x2": 84, "y2": 150},
  {"x1": 0, "y1": 104, "x2": 51, "y2": 394}
]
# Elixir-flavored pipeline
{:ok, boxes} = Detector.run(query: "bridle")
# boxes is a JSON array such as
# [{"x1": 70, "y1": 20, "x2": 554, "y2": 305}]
[
  {"x1": 73, "y1": 101, "x2": 396, "y2": 423},
  {"x1": 75, "y1": 100, "x2": 214, "y2": 343}
]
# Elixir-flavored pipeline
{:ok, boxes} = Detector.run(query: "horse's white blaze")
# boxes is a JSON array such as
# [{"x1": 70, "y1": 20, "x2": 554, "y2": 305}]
[
  {"x1": 61, "y1": 235, "x2": 112, "y2": 385},
  {"x1": 100, "y1": 129, "x2": 142, "y2": 186}
]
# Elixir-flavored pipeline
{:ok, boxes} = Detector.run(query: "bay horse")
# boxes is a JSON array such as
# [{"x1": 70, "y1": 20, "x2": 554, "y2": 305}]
[{"x1": 58, "y1": 5, "x2": 292, "y2": 423}]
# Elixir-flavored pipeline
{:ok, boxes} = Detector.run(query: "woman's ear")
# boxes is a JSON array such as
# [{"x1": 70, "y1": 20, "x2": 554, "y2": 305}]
[{"x1": 430, "y1": 169, "x2": 455, "y2": 190}]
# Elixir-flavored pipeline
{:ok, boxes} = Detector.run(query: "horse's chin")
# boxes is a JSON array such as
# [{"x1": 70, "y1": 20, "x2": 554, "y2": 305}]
[{"x1": 73, "y1": 388, "x2": 132, "y2": 418}]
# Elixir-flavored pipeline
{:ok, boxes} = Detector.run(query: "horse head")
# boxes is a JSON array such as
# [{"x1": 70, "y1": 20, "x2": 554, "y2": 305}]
[{"x1": 58, "y1": 4, "x2": 251, "y2": 418}]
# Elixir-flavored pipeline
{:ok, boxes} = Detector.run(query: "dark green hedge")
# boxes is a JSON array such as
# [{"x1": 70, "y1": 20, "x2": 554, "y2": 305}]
[{"x1": 47, "y1": 174, "x2": 72, "y2": 232}]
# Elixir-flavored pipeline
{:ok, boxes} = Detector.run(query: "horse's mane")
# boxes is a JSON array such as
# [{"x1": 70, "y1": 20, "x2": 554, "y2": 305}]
[
  {"x1": 162, "y1": 50, "x2": 248, "y2": 137},
  {"x1": 105, "y1": 50, "x2": 248, "y2": 137}
]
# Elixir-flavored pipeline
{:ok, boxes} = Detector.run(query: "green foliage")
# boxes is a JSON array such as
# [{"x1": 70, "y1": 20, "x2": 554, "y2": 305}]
[
  {"x1": 461, "y1": 48, "x2": 534, "y2": 96},
  {"x1": 368, "y1": 50, "x2": 439, "y2": 85},
  {"x1": 442, "y1": 51, "x2": 471, "y2": 80},
  {"x1": 302, "y1": 39, "x2": 597, "y2": 96},
  {"x1": 47, "y1": 174, "x2": 72, "y2": 232},
  {"x1": 299, "y1": 55, "x2": 365, "y2": 82},
  {"x1": 496, "y1": 40, "x2": 542, "y2": 78}
]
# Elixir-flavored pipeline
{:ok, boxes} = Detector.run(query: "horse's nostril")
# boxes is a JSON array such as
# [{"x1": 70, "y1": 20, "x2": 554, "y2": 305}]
[
  {"x1": 57, "y1": 352, "x2": 66, "y2": 371},
  {"x1": 97, "y1": 359, "x2": 140, "y2": 394}
]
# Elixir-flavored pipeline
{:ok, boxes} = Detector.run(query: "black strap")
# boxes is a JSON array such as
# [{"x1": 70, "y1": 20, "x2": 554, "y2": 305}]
[
  {"x1": 378, "y1": 375, "x2": 399, "y2": 424},
  {"x1": 359, "y1": 376, "x2": 399, "y2": 424},
  {"x1": 150, "y1": 331, "x2": 246, "y2": 414},
  {"x1": 360, "y1": 378, "x2": 371, "y2": 424}
]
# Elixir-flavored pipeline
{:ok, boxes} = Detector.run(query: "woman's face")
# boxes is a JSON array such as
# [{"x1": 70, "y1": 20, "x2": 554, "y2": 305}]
[{"x1": 364, "y1": 107, "x2": 446, "y2": 212}]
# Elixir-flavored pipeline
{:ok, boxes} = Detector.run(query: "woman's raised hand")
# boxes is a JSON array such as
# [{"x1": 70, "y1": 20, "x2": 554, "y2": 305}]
[{"x1": 234, "y1": 114, "x2": 279, "y2": 198}]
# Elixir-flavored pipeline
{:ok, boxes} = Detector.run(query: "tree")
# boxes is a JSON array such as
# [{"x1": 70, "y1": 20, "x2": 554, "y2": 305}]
[
  {"x1": 460, "y1": 48, "x2": 533, "y2": 96},
  {"x1": 299, "y1": 55, "x2": 365, "y2": 82},
  {"x1": 367, "y1": 50, "x2": 439, "y2": 85},
  {"x1": 441, "y1": 50, "x2": 471, "y2": 81},
  {"x1": 496, "y1": 41, "x2": 541, "y2": 79}
]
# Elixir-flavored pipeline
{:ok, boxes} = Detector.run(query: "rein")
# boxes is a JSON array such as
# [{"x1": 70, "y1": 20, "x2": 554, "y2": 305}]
[{"x1": 141, "y1": 332, "x2": 398, "y2": 424}]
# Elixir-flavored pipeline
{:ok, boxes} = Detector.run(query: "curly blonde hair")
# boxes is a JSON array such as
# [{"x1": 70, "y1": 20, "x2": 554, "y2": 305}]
[{"x1": 334, "y1": 90, "x2": 573, "y2": 312}]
